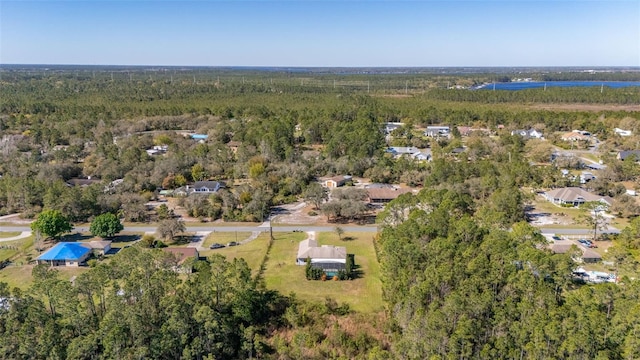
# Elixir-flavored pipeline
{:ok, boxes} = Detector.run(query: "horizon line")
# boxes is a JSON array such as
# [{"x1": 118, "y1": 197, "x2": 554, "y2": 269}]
[{"x1": 2, "y1": 63, "x2": 640, "y2": 70}]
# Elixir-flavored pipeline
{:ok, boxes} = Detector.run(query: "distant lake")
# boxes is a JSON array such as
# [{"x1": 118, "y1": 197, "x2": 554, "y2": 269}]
[{"x1": 477, "y1": 81, "x2": 640, "y2": 90}]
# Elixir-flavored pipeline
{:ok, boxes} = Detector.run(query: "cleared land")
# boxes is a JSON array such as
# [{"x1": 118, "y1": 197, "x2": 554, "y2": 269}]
[
  {"x1": 0, "y1": 265, "x2": 88, "y2": 290},
  {"x1": 0, "y1": 230, "x2": 384, "y2": 312},
  {"x1": 263, "y1": 231, "x2": 383, "y2": 313},
  {"x1": 202, "y1": 231, "x2": 252, "y2": 248},
  {"x1": 200, "y1": 233, "x2": 271, "y2": 276}
]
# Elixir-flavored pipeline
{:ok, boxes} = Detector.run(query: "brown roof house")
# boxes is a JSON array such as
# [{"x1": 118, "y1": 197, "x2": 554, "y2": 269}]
[
  {"x1": 322, "y1": 175, "x2": 352, "y2": 188},
  {"x1": 561, "y1": 131, "x2": 590, "y2": 142},
  {"x1": 366, "y1": 187, "x2": 412, "y2": 204},
  {"x1": 544, "y1": 187, "x2": 613, "y2": 207},
  {"x1": 550, "y1": 243, "x2": 601, "y2": 263}
]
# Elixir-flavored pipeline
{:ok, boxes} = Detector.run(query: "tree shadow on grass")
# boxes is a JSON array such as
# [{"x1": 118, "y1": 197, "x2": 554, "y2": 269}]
[
  {"x1": 172, "y1": 235, "x2": 200, "y2": 246},
  {"x1": 350, "y1": 264, "x2": 364, "y2": 279},
  {"x1": 63, "y1": 233, "x2": 93, "y2": 242},
  {"x1": 110, "y1": 234, "x2": 141, "y2": 243}
]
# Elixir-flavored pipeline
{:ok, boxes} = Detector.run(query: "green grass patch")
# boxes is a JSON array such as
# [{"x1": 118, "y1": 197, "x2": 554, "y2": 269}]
[
  {"x1": 0, "y1": 265, "x2": 90, "y2": 291},
  {"x1": 0, "y1": 236, "x2": 36, "y2": 263},
  {"x1": 200, "y1": 233, "x2": 271, "y2": 276},
  {"x1": 202, "y1": 232, "x2": 252, "y2": 248},
  {"x1": 0, "y1": 232, "x2": 21, "y2": 238},
  {"x1": 263, "y1": 232, "x2": 384, "y2": 313}
]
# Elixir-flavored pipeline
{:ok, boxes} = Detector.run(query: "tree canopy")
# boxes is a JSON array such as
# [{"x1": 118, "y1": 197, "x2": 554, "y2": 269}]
[
  {"x1": 89, "y1": 213, "x2": 123, "y2": 239},
  {"x1": 30, "y1": 209, "x2": 73, "y2": 240}
]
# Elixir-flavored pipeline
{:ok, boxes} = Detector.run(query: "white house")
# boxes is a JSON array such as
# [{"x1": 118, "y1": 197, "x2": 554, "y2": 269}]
[
  {"x1": 384, "y1": 122, "x2": 405, "y2": 135},
  {"x1": 614, "y1": 128, "x2": 632, "y2": 137},
  {"x1": 424, "y1": 126, "x2": 450, "y2": 138},
  {"x1": 511, "y1": 129, "x2": 543, "y2": 139},
  {"x1": 186, "y1": 181, "x2": 224, "y2": 193}
]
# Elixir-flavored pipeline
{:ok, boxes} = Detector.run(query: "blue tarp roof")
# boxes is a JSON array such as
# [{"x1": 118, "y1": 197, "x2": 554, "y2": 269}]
[
  {"x1": 190, "y1": 134, "x2": 208, "y2": 140},
  {"x1": 37, "y1": 242, "x2": 91, "y2": 261}
]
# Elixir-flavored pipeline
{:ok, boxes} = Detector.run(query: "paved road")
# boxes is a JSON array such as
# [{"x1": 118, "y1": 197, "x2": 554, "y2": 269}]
[
  {"x1": 540, "y1": 227, "x2": 620, "y2": 235},
  {"x1": 0, "y1": 224, "x2": 380, "y2": 235},
  {"x1": 2, "y1": 224, "x2": 617, "y2": 237}
]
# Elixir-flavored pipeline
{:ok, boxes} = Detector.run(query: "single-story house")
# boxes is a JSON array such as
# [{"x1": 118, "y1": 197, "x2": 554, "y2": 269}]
[
  {"x1": 424, "y1": 126, "x2": 450, "y2": 138},
  {"x1": 581, "y1": 249, "x2": 602, "y2": 263},
  {"x1": 614, "y1": 128, "x2": 632, "y2": 137},
  {"x1": 585, "y1": 163, "x2": 606, "y2": 171},
  {"x1": 544, "y1": 187, "x2": 613, "y2": 207},
  {"x1": 384, "y1": 122, "x2": 404, "y2": 135},
  {"x1": 367, "y1": 187, "x2": 412, "y2": 204},
  {"x1": 580, "y1": 172, "x2": 596, "y2": 184},
  {"x1": 411, "y1": 151, "x2": 432, "y2": 162},
  {"x1": 561, "y1": 131, "x2": 590, "y2": 142},
  {"x1": 145, "y1": 145, "x2": 168, "y2": 156},
  {"x1": 386, "y1": 146, "x2": 420, "y2": 155},
  {"x1": 161, "y1": 247, "x2": 199, "y2": 273},
  {"x1": 322, "y1": 175, "x2": 352, "y2": 188},
  {"x1": 37, "y1": 242, "x2": 93, "y2": 267},
  {"x1": 186, "y1": 181, "x2": 224, "y2": 193},
  {"x1": 550, "y1": 244, "x2": 602, "y2": 263},
  {"x1": 511, "y1": 129, "x2": 543, "y2": 139},
  {"x1": 296, "y1": 239, "x2": 346, "y2": 272},
  {"x1": 83, "y1": 241, "x2": 112, "y2": 256},
  {"x1": 457, "y1": 127, "x2": 491, "y2": 137},
  {"x1": 617, "y1": 150, "x2": 640, "y2": 161}
]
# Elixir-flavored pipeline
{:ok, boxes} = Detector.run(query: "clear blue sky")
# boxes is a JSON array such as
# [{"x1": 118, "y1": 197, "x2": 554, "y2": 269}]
[{"x1": 1, "y1": 1, "x2": 639, "y2": 67}]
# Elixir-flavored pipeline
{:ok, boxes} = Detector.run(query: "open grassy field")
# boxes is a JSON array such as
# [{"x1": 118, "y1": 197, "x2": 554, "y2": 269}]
[
  {"x1": 200, "y1": 233, "x2": 271, "y2": 276},
  {"x1": 0, "y1": 236, "x2": 36, "y2": 263},
  {"x1": 0, "y1": 232, "x2": 21, "y2": 238},
  {"x1": 202, "y1": 231, "x2": 252, "y2": 248},
  {"x1": 0, "y1": 265, "x2": 89, "y2": 290},
  {"x1": 263, "y1": 231, "x2": 384, "y2": 313}
]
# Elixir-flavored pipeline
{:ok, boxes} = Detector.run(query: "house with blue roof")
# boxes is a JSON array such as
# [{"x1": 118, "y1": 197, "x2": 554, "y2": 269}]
[{"x1": 37, "y1": 242, "x2": 93, "y2": 267}]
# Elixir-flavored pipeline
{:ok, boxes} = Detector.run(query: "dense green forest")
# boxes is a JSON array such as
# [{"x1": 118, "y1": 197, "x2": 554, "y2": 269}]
[
  {"x1": 1, "y1": 69, "x2": 640, "y2": 358},
  {"x1": 0, "y1": 250, "x2": 390, "y2": 359},
  {"x1": 377, "y1": 180, "x2": 640, "y2": 359}
]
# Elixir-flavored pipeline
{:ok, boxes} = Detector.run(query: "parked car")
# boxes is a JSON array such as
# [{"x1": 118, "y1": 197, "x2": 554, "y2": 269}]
[
  {"x1": 551, "y1": 236, "x2": 561, "y2": 241},
  {"x1": 227, "y1": 241, "x2": 239, "y2": 247},
  {"x1": 578, "y1": 239, "x2": 595, "y2": 248},
  {"x1": 209, "y1": 243, "x2": 225, "y2": 249}
]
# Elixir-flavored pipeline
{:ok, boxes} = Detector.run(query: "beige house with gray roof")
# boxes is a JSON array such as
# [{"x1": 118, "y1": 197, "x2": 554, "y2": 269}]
[
  {"x1": 544, "y1": 187, "x2": 612, "y2": 207},
  {"x1": 296, "y1": 239, "x2": 347, "y2": 272}
]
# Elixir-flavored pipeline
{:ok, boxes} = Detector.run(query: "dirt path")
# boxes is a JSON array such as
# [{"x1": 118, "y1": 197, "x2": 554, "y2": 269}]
[{"x1": 0, "y1": 231, "x2": 32, "y2": 242}]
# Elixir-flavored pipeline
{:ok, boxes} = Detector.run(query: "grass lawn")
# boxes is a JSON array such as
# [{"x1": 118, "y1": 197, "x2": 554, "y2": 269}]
[
  {"x1": 200, "y1": 233, "x2": 271, "y2": 276},
  {"x1": 0, "y1": 265, "x2": 90, "y2": 290},
  {"x1": 0, "y1": 232, "x2": 21, "y2": 238},
  {"x1": 202, "y1": 232, "x2": 252, "y2": 248},
  {"x1": 0, "y1": 236, "x2": 36, "y2": 264},
  {"x1": 531, "y1": 198, "x2": 585, "y2": 218},
  {"x1": 263, "y1": 231, "x2": 384, "y2": 313}
]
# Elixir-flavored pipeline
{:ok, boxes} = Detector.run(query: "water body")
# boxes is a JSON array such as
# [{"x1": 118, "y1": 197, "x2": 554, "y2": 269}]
[{"x1": 477, "y1": 81, "x2": 640, "y2": 90}]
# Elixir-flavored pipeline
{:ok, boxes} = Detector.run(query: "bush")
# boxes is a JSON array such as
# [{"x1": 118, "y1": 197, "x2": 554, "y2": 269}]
[
  {"x1": 336, "y1": 269, "x2": 349, "y2": 280},
  {"x1": 308, "y1": 210, "x2": 318, "y2": 216}
]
